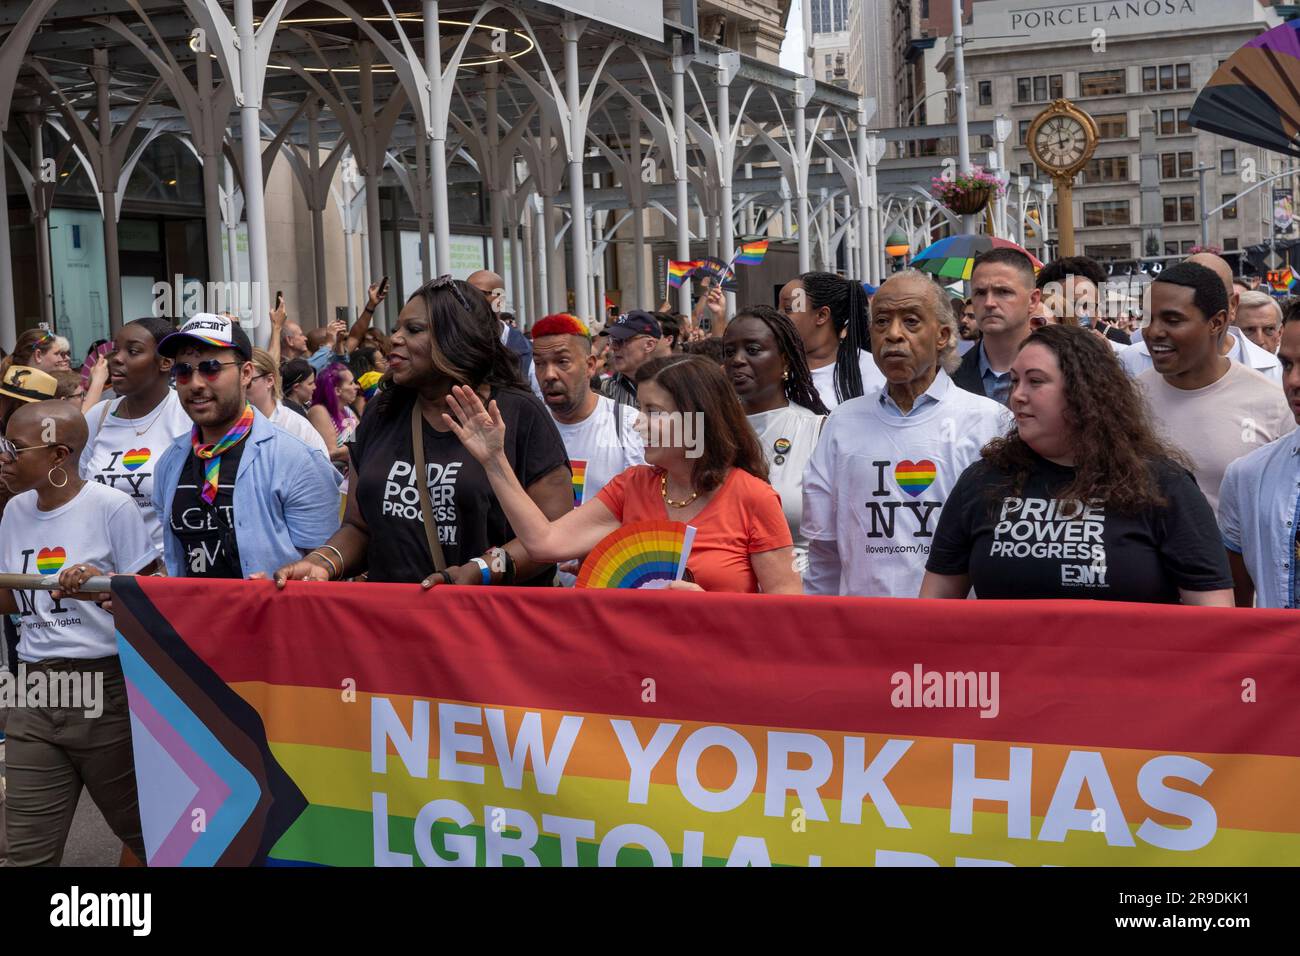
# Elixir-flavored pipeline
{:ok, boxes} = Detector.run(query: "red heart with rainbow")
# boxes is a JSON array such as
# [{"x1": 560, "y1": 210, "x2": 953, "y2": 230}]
[
  {"x1": 123, "y1": 448, "x2": 151, "y2": 471},
  {"x1": 37, "y1": 546, "x2": 67, "y2": 575},
  {"x1": 894, "y1": 459, "x2": 937, "y2": 497}
]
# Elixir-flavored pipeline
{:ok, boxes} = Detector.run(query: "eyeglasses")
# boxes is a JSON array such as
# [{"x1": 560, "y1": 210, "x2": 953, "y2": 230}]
[
  {"x1": 430, "y1": 274, "x2": 474, "y2": 314},
  {"x1": 173, "y1": 360, "x2": 241, "y2": 384},
  {"x1": 251, "y1": 372, "x2": 272, "y2": 384},
  {"x1": 0, "y1": 438, "x2": 60, "y2": 460}
]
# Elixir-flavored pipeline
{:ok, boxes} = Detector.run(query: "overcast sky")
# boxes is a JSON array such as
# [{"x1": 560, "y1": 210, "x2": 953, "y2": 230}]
[{"x1": 778, "y1": 0, "x2": 807, "y2": 75}]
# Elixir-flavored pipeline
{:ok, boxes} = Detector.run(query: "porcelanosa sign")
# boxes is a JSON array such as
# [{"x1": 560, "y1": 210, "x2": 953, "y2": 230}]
[
  {"x1": 1009, "y1": 1, "x2": 1196, "y2": 32},
  {"x1": 963, "y1": 0, "x2": 1264, "y2": 42}
]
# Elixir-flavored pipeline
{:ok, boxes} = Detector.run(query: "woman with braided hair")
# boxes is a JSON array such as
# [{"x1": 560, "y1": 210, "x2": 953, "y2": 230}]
[
  {"x1": 723, "y1": 305, "x2": 828, "y2": 575},
  {"x1": 779, "y1": 271, "x2": 886, "y2": 410}
]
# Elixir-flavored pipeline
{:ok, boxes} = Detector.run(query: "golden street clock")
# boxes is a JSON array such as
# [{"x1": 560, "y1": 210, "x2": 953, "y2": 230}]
[{"x1": 1026, "y1": 100, "x2": 1100, "y2": 256}]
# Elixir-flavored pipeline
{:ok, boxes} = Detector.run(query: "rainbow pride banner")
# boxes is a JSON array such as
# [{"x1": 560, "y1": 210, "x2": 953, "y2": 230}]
[{"x1": 111, "y1": 578, "x2": 1300, "y2": 866}]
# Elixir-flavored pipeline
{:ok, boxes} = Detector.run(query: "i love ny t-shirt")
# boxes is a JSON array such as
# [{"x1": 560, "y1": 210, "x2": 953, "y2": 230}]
[
  {"x1": 801, "y1": 376, "x2": 1009, "y2": 598},
  {"x1": 80, "y1": 390, "x2": 192, "y2": 552},
  {"x1": 0, "y1": 481, "x2": 156, "y2": 660}
]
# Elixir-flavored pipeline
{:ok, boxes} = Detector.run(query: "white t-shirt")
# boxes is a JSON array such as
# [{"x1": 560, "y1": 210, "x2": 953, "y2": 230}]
[
  {"x1": 270, "y1": 401, "x2": 330, "y2": 456},
  {"x1": 1137, "y1": 362, "x2": 1296, "y2": 514},
  {"x1": 748, "y1": 403, "x2": 825, "y2": 561},
  {"x1": 79, "y1": 389, "x2": 192, "y2": 553},
  {"x1": 810, "y1": 349, "x2": 887, "y2": 411},
  {"x1": 801, "y1": 372, "x2": 1010, "y2": 597},
  {"x1": 0, "y1": 481, "x2": 156, "y2": 660},
  {"x1": 551, "y1": 395, "x2": 646, "y2": 586}
]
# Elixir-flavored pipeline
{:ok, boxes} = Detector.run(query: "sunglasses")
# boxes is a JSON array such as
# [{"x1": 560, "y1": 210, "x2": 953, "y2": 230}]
[
  {"x1": 430, "y1": 274, "x2": 474, "y2": 314},
  {"x1": 0, "y1": 438, "x2": 62, "y2": 459},
  {"x1": 173, "y1": 360, "x2": 241, "y2": 384}
]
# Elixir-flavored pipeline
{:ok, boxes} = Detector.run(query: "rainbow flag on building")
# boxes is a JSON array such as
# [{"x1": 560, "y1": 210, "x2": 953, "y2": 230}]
[{"x1": 113, "y1": 578, "x2": 1300, "y2": 867}]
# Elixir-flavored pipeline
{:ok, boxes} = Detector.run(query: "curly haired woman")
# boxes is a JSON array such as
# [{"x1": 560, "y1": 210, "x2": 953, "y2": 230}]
[{"x1": 920, "y1": 324, "x2": 1234, "y2": 605}]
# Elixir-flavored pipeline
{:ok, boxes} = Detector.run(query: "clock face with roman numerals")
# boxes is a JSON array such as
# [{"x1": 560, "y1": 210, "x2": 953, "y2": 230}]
[{"x1": 1032, "y1": 114, "x2": 1090, "y2": 172}]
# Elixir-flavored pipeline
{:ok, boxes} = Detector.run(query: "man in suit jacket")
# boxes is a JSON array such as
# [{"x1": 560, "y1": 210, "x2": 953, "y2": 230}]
[{"x1": 951, "y1": 248, "x2": 1041, "y2": 406}]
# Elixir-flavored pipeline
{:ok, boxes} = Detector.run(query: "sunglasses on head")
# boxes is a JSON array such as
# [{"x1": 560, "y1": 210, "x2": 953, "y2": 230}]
[
  {"x1": 430, "y1": 274, "x2": 474, "y2": 314},
  {"x1": 172, "y1": 359, "x2": 241, "y2": 384}
]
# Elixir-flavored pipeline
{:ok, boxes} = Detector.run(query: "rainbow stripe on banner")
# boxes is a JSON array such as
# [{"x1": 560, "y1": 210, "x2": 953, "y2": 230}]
[
  {"x1": 570, "y1": 460, "x2": 587, "y2": 506},
  {"x1": 112, "y1": 579, "x2": 1300, "y2": 866},
  {"x1": 734, "y1": 240, "x2": 769, "y2": 266}
]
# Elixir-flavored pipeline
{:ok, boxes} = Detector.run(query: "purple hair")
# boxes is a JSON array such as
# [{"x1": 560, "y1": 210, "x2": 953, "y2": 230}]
[{"x1": 311, "y1": 362, "x2": 353, "y2": 431}]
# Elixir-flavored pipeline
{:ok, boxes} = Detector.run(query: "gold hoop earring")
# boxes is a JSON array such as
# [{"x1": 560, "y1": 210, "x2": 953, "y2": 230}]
[{"x1": 48, "y1": 466, "x2": 68, "y2": 489}]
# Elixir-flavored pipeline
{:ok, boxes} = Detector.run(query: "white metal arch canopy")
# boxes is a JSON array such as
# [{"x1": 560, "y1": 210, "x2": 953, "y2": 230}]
[{"x1": 1, "y1": 0, "x2": 894, "y2": 350}]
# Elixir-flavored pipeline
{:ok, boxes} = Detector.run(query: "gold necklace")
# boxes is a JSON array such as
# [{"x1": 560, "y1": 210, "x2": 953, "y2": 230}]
[{"x1": 661, "y1": 473, "x2": 699, "y2": 509}]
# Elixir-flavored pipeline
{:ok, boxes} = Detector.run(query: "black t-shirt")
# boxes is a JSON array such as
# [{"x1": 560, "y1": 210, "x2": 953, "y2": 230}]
[
  {"x1": 169, "y1": 442, "x2": 245, "y2": 579},
  {"x1": 925, "y1": 451, "x2": 1232, "y2": 603},
  {"x1": 351, "y1": 387, "x2": 570, "y2": 584}
]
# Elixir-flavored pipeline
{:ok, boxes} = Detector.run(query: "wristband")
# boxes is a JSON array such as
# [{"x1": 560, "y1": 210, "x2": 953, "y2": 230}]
[{"x1": 471, "y1": 557, "x2": 492, "y2": 585}]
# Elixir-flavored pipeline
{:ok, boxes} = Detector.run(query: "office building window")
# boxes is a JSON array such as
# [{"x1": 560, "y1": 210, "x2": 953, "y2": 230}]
[
  {"x1": 1016, "y1": 74, "x2": 1062, "y2": 104},
  {"x1": 1223, "y1": 237, "x2": 1239, "y2": 251},
  {"x1": 1158, "y1": 108, "x2": 1192, "y2": 136},
  {"x1": 1083, "y1": 156, "x2": 1130, "y2": 184},
  {"x1": 1143, "y1": 63, "x2": 1192, "y2": 92},
  {"x1": 980, "y1": 134, "x2": 993, "y2": 149},
  {"x1": 1083, "y1": 200, "x2": 1131, "y2": 226},
  {"x1": 1163, "y1": 196, "x2": 1196, "y2": 222},
  {"x1": 1094, "y1": 113, "x2": 1128, "y2": 140},
  {"x1": 1222, "y1": 194, "x2": 1238, "y2": 220},
  {"x1": 978, "y1": 81, "x2": 992, "y2": 106},
  {"x1": 1019, "y1": 119, "x2": 1031, "y2": 145},
  {"x1": 1019, "y1": 162, "x2": 1037, "y2": 179},
  {"x1": 1160, "y1": 152, "x2": 1194, "y2": 180},
  {"x1": 1220, "y1": 149, "x2": 1237, "y2": 175},
  {"x1": 1079, "y1": 69, "x2": 1125, "y2": 97},
  {"x1": 1084, "y1": 243, "x2": 1132, "y2": 260}
]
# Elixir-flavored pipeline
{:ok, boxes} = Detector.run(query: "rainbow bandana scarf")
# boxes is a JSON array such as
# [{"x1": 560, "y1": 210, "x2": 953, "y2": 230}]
[{"x1": 191, "y1": 404, "x2": 254, "y2": 504}]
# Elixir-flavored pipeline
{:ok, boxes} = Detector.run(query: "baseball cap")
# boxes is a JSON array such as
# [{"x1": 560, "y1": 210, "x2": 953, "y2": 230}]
[
  {"x1": 0, "y1": 365, "x2": 59, "y2": 404},
  {"x1": 158, "y1": 313, "x2": 253, "y2": 360},
  {"x1": 599, "y1": 310, "x2": 662, "y2": 340}
]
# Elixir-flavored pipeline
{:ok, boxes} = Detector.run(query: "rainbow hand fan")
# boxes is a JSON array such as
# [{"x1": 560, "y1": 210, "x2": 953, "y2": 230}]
[{"x1": 575, "y1": 520, "x2": 697, "y2": 589}]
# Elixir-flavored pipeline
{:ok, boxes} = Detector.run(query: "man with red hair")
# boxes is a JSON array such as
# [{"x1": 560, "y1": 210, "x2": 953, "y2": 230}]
[{"x1": 531, "y1": 314, "x2": 645, "y2": 583}]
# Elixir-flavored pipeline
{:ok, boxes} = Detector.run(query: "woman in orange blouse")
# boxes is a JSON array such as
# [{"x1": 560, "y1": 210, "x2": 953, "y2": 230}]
[{"x1": 444, "y1": 354, "x2": 800, "y2": 593}]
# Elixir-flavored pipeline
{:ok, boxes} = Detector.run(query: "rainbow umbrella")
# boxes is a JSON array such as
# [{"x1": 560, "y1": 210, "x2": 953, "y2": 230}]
[
  {"x1": 911, "y1": 234, "x2": 1043, "y2": 281},
  {"x1": 1189, "y1": 19, "x2": 1300, "y2": 158}
]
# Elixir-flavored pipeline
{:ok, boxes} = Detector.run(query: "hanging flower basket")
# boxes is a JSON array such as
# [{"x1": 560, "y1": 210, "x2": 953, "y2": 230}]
[{"x1": 931, "y1": 167, "x2": 1005, "y2": 216}]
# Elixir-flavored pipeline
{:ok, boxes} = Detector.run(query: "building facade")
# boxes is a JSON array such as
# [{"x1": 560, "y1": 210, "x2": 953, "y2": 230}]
[{"x1": 952, "y1": 0, "x2": 1284, "y2": 266}]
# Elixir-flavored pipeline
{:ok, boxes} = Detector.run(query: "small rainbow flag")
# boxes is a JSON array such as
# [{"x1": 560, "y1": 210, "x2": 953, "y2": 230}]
[
  {"x1": 357, "y1": 370, "x2": 383, "y2": 400},
  {"x1": 576, "y1": 520, "x2": 696, "y2": 589},
  {"x1": 1271, "y1": 267, "x2": 1295, "y2": 293},
  {"x1": 667, "y1": 260, "x2": 702, "y2": 289},
  {"x1": 734, "y1": 240, "x2": 769, "y2": 266},
  {"x1": 571, "y1": 460, "x2": 587, "y2": 506}
]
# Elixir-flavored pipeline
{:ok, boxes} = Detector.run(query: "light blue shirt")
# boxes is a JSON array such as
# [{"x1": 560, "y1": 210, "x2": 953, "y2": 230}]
[
  {"x1": 1218, "y1": 428, "x2": 1300, "y2": 609},
  {"x1": 152, "y1": 407, "x2": 342, "y2": 578},
  {"x1": 307, "y1": 345, "x2": 338, "y2": 372},
  {"x1": 976, "y1": 343, "x2": 1012, "y2": 406},
  {"x1": 876, "y1": 368, "x2": 952, "y2": 418}
]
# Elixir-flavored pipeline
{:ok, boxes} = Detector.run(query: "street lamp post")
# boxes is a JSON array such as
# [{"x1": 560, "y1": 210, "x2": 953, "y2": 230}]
[{"x1": 952, "y1": 0, "x2": 974, "y2": 233}]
